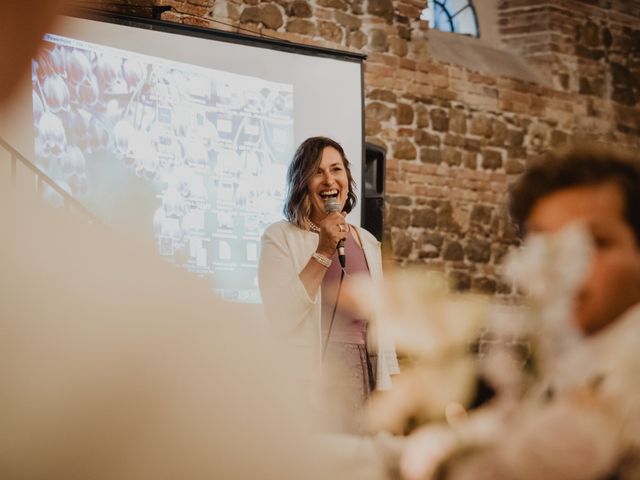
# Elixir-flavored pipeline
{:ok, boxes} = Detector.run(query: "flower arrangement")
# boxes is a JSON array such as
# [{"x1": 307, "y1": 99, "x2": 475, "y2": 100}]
[
  {"x1": 351, "y1": 223, "x2": 611, "y2": 479},
  {"x1": 349, "y1": 269, "x2": 488, "y2": 434}
]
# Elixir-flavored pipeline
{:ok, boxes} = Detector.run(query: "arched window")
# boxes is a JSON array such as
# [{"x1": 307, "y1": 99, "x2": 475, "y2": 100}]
[{"x1": 421, "y1": 0, "x2": 480, "y2": 38}]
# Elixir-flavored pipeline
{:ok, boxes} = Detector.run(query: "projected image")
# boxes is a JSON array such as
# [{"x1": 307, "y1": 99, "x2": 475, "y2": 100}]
[{"x1": 31, "y1": 34, "x2": 295, "y2": 303}]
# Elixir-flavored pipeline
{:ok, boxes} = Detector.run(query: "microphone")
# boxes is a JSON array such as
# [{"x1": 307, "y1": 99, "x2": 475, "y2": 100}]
[{"x1": 324, "y1": 197, "x2": 346, "y2": 268}]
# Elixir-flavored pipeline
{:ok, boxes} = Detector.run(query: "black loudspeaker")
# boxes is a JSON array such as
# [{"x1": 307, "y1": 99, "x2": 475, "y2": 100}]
[{"x1": 362, "y1": 143, "x2": 385, "y2": 242}]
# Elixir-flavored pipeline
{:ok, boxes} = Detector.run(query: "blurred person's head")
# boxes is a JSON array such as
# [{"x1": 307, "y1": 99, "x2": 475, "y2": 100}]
[
  {"x1": 0, "y1": 0, "x2": 68, "y2": 103},
  {"x1": 283, "y1": 136, "x2": 356, "y2": 229},
  {"x1": 509, "y1": 146, "x2": 640, "y2": 335}
]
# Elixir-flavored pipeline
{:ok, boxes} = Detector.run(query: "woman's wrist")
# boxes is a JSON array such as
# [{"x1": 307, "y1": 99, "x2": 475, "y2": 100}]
[
  {"x1": 312, "y1": 251, "x2": 332, "y2": 268},
  {"x1": 315, "y1": 247, "x2": 334, "y2": 258}
]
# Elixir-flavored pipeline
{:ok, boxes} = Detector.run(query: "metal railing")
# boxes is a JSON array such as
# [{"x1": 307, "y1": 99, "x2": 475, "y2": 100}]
[{"x1": 0, "y1": 136, "x2": 98, "y2": 223}]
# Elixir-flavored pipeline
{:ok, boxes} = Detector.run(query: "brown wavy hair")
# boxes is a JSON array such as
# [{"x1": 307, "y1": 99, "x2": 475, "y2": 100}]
[
  {"x1": 509, "y1": 145, "x2": 640, "y2": 244},
  {"x1": 283, "y1": 136, "x2": 357, "y2": 229}
]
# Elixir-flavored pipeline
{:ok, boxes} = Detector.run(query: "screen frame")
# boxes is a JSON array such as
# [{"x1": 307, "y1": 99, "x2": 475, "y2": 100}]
[
  {"x1": 70, "y1": 8, "x2": 368, "y2": 226},
  {"x1": 40, "y1": 8, "x2": 371, "y2": 306}
]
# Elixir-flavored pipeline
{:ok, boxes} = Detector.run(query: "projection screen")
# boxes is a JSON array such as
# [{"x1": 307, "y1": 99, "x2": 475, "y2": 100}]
[{"x1": 0, "y1": 11, "x2": 364, "y2": 304}]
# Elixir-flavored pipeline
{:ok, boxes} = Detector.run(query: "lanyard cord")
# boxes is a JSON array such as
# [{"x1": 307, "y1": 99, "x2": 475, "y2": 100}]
[{"x1": 321, "y1": 268, "x2": 346, "y2": 361}]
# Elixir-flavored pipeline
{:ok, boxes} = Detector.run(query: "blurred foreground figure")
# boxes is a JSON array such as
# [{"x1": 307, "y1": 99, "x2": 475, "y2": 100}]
[
  {"x1": 0, "y1": 189, "x2": 325, "y2": 480},
  {"x1": 0, "y1": 5, "x2": 332, "y2": 479},
  {"x1": 401, "y1": 146, "x2": 640, "y2": 480},
  {"x1": 0, "y1": 0, "x2": 69, "y2": 104},
  {"x1": 0, "y1": 7, "x2": 352, "y2": 479}
]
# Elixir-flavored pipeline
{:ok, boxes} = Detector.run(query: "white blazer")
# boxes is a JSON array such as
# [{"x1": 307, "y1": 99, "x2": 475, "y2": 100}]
[{"x1": 258, "y1": 220, "x2": 399, "y2": 390}]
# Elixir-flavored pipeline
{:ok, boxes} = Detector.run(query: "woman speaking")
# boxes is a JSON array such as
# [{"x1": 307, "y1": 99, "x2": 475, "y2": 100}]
[{"x1": 258, "y1": 136, "x2": 398, "y2": 433}]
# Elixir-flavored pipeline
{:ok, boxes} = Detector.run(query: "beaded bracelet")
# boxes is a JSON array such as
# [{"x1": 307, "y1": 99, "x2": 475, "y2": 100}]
[{"x1": 312, "y1": 252, "x2": 332, "y2": 268}]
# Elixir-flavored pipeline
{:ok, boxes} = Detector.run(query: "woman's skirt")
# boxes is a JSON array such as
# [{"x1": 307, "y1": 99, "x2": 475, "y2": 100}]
[{"x1": 320, "y1": 341, "x2": 377, "y2": 434}]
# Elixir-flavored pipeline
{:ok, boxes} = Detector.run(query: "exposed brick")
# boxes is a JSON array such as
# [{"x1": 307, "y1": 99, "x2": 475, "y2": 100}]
[
  {"x1": 471, "y1": 205, "x2": 493, "y2": 225},
  {"x1": 285, "y1": 18, "x2": 315, "y2": 34},
  {"x1": 365, "y1": 120, "x2": 381, "y2": 136},
  {"x1": 239, "y1": 6, "x2": 261, "y2": 23},
  {"x1": 507, "y1": 129, "x2": 525, "y2": 147},
  {"x1": 416, "y1": 105, "x2": 430, "y2": 128},
  {"x1": 397, "y1": 103, "x2": 414, "y2": 125},
  {"x1": 389, "y1": 37, "x2": 409, "y2": 57},
  {"x1": 472, "y1": 276, "x2": 497, "y2": 294},
  {"x1": 286, "y1": 0, "x2": 312, "y2": 17},
  {"x1": 505, "y1": 159, "x2": 525, "y2": 174},
  {"x1": 415, "y1": 130, "x2": 440, "y2": 146},
  {"x1": 491, "y1": 119, "x2": 508, "y2": 145},
  {"x1": 419, "y1": 246, "x2": 440, "y2": 259},
  {"x1": 412, "y1": 208, "x2": 437, "y2": 228},
  {"x1": 369, "y1": 29, "x2": 389, "y2": 52},
  {"x1": 422, "y1": 231, "x2": 443, "y2": 248},
  {"x1": 369, "y1": 89, "x2": 396, "y2": 103},
  {"x1": 450, "y1": 108, "x2": 467, "y2": 134},
  {"x1": 463, "y1": 151, "x2": 477, "y2": 169},
  {"x1": 442, "y1": 147, "x2": 462, "y2": 166},
  {"x1": 349, "y1": 0, "x2": 364, "y2": 14},
  {"x1": 420, "y1": 147, "x2": 441, "y2": 164},
  {"x1": 481, "y1": 149, "x2": 503, "y2": 170},
  {"x1": 261, "y1": 4, "x2": 284, "y2": 29},
  {"x1": 398, "y1": 25, "x2": 412, "y2": 41},
  {"x1": 365, "y1": 102, "x2": 392, "y2": 122},
  {"x1": 437, "y1": 202, "x2": 461, "y2": 233},
  {"x1": 367, "y1": 0, "x2": 394, "y2": 22},
  {"x1": 391, "y1": 230, "x2": 413, "y2": 257},
  {"x1": 464, "y1": 137, "x2": 481, "y2": 152},
  {"x1": 317, "y1": 20, "x2": 343, "y2": 43},
  {"x1": 347, "y1": 30, "x2": 367, "y2": 48},
  {"x1": 317, "y1": 0, "x2": 348, "y2": 10},
  {"x1": 389, "y1": 206, "x2": 410, "y2": 228},
  {"x1": 387, "y1": 195, "x2": 412, "y2": 206},
  {"x1": 444, "y1": 134, "x2": 465, "y2": 147},
  {"x1": 470, "y1": 115, "x2": 493, "y2": 137},
  {"x1": 443, "y1": 241, "x2": 464, "y2": 261},
  {"x1": 335, "y1": 10, "x2": 361, "y2": 30},
  {"x1": 430, "y1": 108, "x2": 449, "y2": 132},
  {"x1": 393, "y1": 139, "x2": 417, "y2": 160}
]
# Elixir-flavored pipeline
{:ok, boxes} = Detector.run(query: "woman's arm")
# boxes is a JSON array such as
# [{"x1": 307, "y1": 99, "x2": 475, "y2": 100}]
[
  {"x1": 297, "y1": 212, "x2": 347, "y2": 297},
  {"x1": 259, "y1": 226, "x2": 316, "y2": 334}
]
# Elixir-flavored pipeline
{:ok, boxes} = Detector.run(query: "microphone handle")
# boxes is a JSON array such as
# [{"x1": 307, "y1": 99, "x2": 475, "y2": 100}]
[{"x1": 337, "y1": 239, "x2": 346, "y2": 268}]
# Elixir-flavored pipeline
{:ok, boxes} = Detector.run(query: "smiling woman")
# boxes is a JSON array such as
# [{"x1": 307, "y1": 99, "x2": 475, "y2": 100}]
[
  {"x1": 258, "y1": 136, "x2": 399, "y2": 434},
  {"x1": 282, "y1": 137, "x2": 356, "y2": 233}
]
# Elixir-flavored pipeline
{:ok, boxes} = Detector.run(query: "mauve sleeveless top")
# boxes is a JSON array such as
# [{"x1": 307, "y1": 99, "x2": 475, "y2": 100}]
[{"x1": 321, "y1": 231, "x2": 370, "y2": 345}]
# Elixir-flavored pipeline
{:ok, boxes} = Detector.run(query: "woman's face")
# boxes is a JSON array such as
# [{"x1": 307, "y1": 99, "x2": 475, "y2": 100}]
[{"x1": 306, "y1": 146, "x2": 350, "y2": 222}]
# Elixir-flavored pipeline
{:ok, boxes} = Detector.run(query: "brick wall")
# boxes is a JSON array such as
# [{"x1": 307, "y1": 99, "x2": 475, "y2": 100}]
[
  {"x1": 499, "y1": 0, "x2": 640, "y2": 108},
  {"x1": 71, "y1": 0, "x2": 640, "y2": 296},
  {"x1": 74, "y1": 0, "x2": 157, "y2": 16}
]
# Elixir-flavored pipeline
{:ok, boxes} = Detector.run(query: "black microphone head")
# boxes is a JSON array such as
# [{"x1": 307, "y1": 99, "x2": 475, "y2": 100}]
[{"x1": 324, "y1": 197, "x2": 341, "y2": 214}]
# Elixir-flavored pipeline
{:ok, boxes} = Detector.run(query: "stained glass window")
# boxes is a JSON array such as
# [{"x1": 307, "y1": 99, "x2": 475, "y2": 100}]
[{"x1": 420, "y1": 0, "x2": 480, "y2": 38}]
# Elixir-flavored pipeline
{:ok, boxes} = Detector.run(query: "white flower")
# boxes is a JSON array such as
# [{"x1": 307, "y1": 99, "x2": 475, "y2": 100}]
[
  {"x1": 401, "y1": 424, "x2": 458, "y2": 480},
  {"x1": 351, "y1": 269, "x2": 487, "y2": 359},
  {"x1": 503, "y1": 223, "x2": 593, "y2": 372},
  {"x1": 503, "y1": 223, "x2": 592, "y2": 307},
  {"x1": 348, "y1": 269, "x2": 488, "y2": 433}
]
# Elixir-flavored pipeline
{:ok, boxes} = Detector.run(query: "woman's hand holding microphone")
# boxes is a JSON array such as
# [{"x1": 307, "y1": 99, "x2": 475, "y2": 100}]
[{"x1": 315, "y1": 213, "x2": 349, "y2": 260}]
